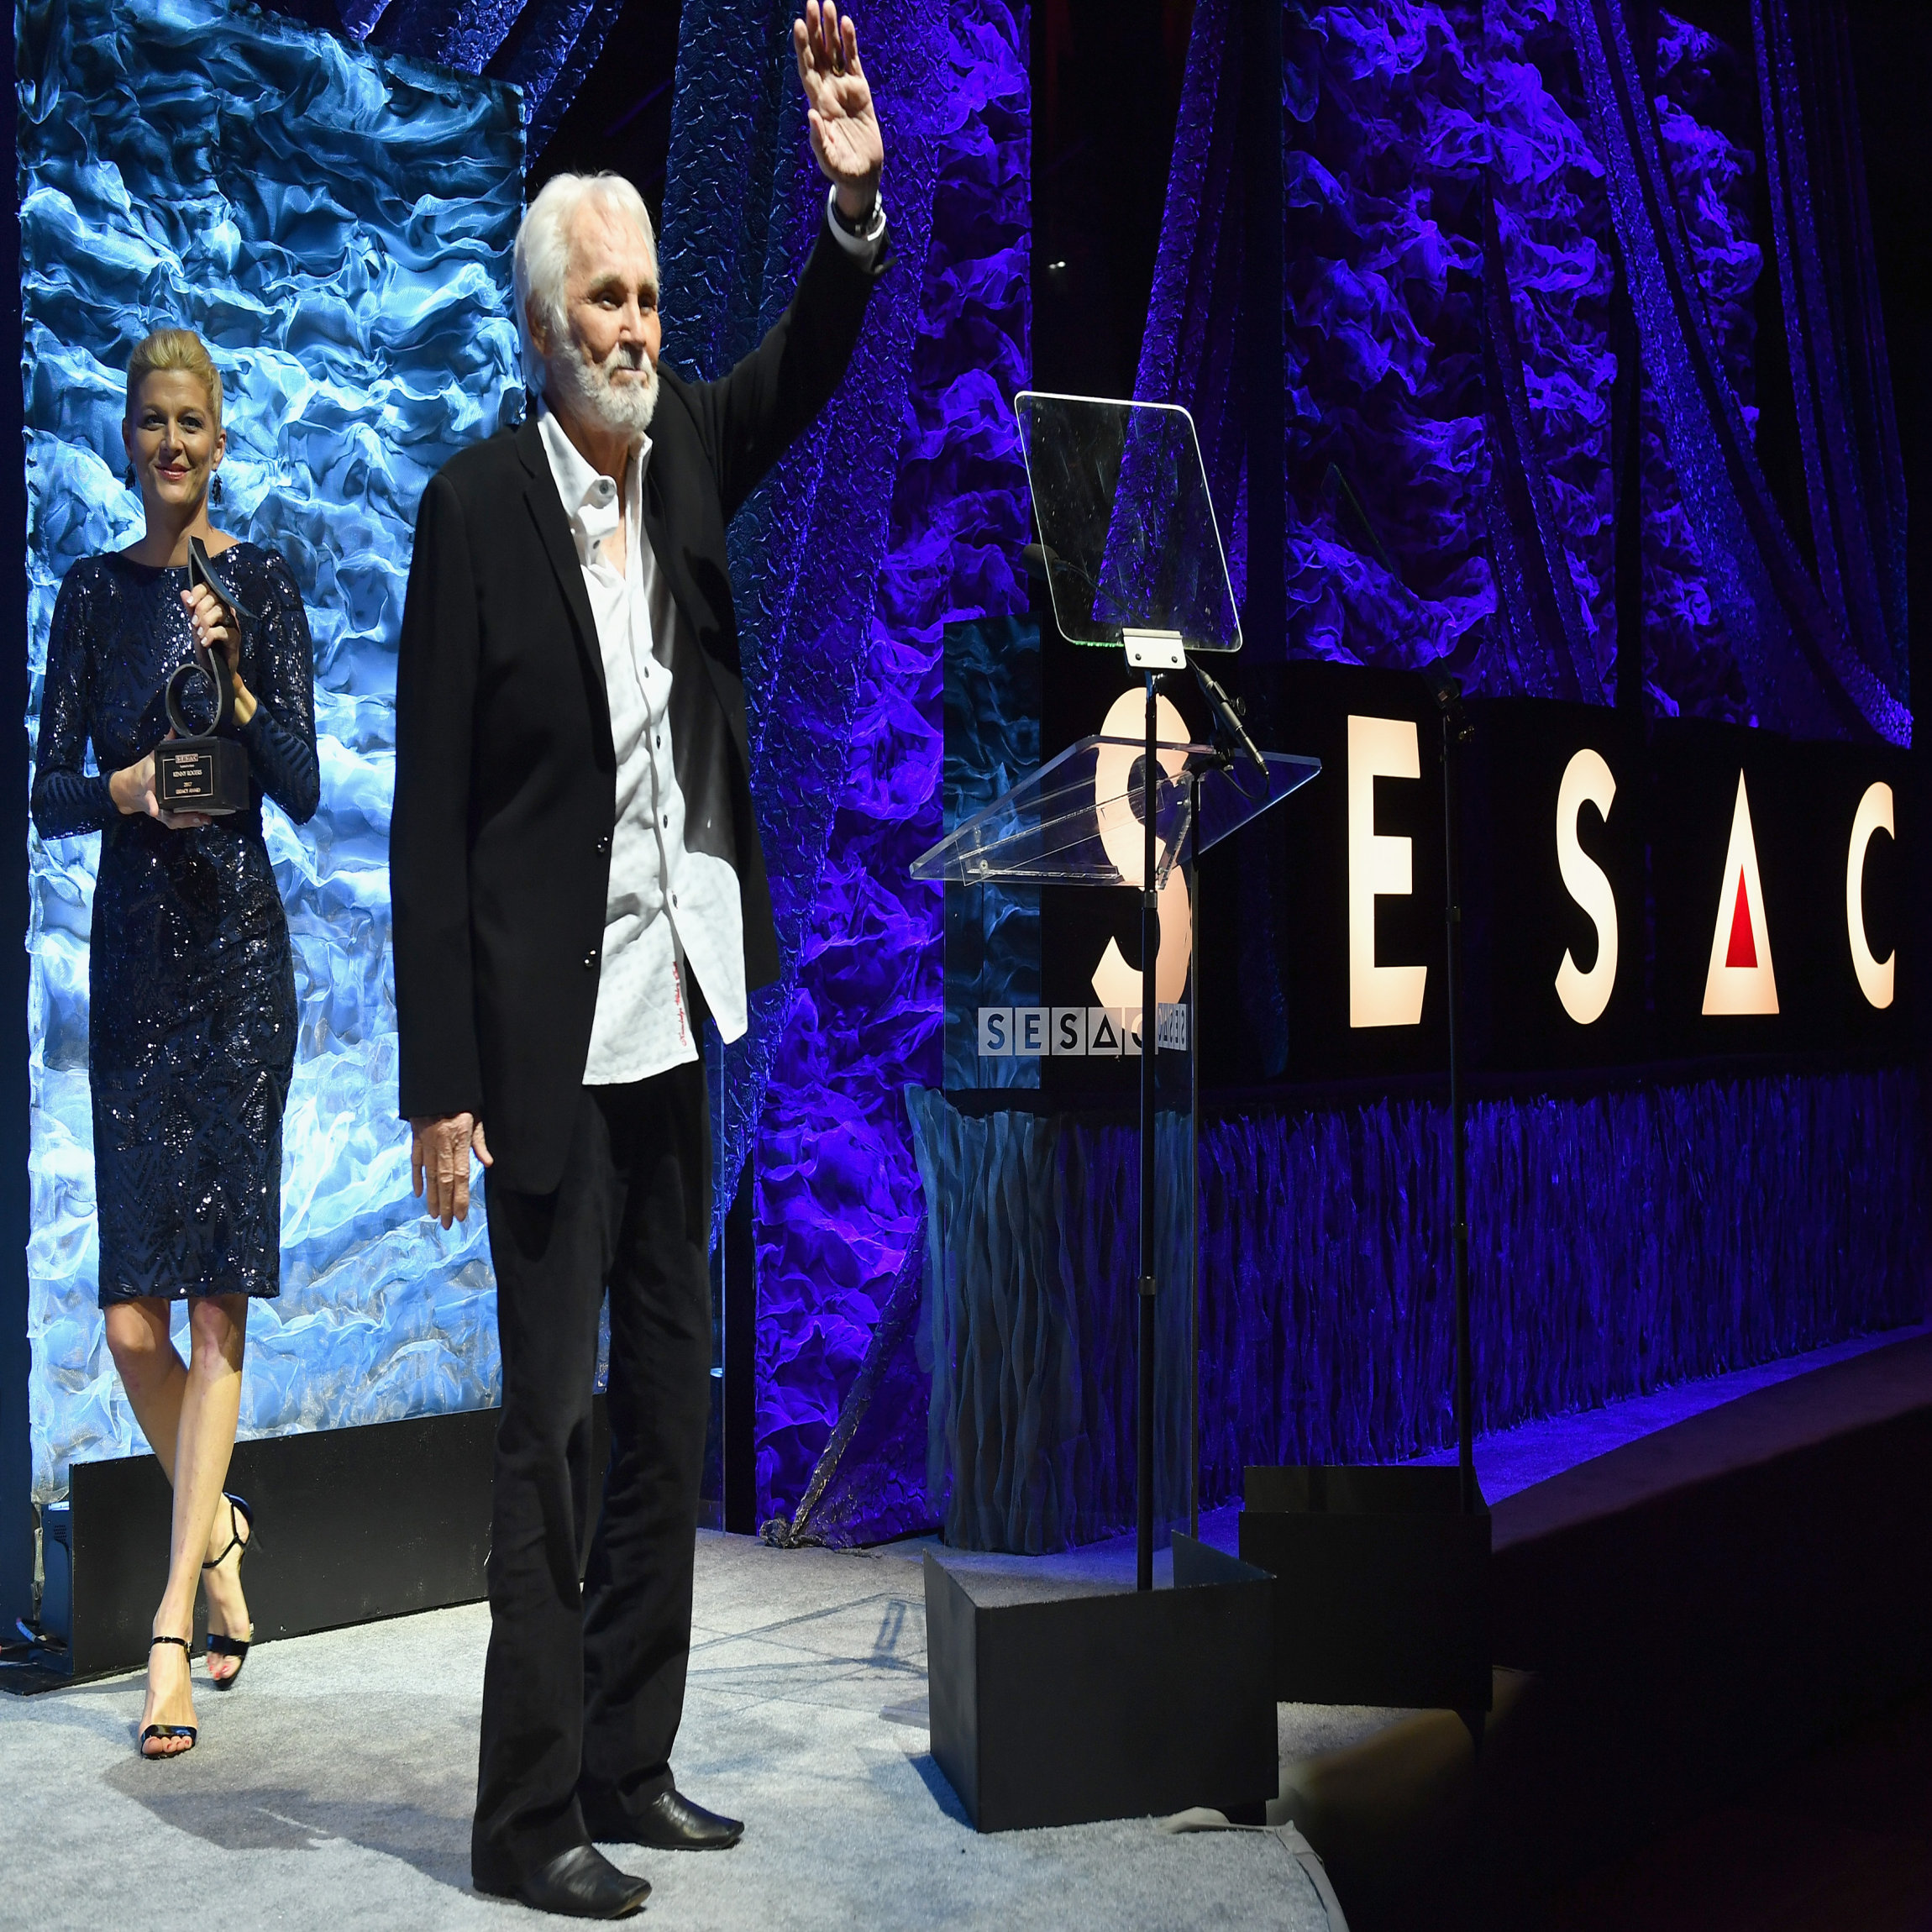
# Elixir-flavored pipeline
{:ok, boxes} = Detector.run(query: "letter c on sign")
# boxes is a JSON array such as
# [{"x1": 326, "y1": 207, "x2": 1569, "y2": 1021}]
[
  {"x1": 1553, "y1": 748, "x2": 1618, "y2": 1026},
  {"x1": 1846, "y1": 781, "x2": 1894, "y2": 1010}
]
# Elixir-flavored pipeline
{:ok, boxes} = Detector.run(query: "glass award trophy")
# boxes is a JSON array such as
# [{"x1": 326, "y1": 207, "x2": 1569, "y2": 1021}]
[{"x1": 153, "y1": 537, "x2": 251, "y2": 816}]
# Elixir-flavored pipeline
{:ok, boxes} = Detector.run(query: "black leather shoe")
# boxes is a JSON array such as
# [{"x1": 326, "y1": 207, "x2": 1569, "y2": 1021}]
[
  {"x1": 477, "y1": 1844, "x2": 651, "y2": 1919},
  {"x1": 585, "y1": 1788, "x2": 744, "y2": 1851}
]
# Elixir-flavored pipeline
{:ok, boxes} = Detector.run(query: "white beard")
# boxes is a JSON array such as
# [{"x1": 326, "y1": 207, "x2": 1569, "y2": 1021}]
[{"x1": 548, "y1": 337, "x2": 659, "y2": 438}]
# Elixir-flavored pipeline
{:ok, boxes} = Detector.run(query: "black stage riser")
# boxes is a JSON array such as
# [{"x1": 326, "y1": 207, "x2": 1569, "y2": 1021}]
[
  {"x1": 41, "y1": 1400, "x2": 611, "y2": 1679},
  {"x1": 1284, "y1": 1338, "x2": 1932, "y2": 1932},
  {"x1": 1241, "y1": 1463, "x2": 1492, "y2": 1714},
  {"x1": 925, "y1": 1537, "x2": 1278, "y2": 1833},
  {"x1": 1480, "y1": 1378, "x2": 1932, "y2": 1912}
]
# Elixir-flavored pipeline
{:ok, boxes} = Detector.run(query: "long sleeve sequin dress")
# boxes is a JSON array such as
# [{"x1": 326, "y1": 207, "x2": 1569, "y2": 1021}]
[{"x1": 31, "y1": 543, "x2": 319, "y2": 1305}]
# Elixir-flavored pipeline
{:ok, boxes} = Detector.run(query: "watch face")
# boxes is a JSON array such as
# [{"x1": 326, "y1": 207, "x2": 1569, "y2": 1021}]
[{"x1": 832, "y1": 192, "x2": 875, "y2": 234}]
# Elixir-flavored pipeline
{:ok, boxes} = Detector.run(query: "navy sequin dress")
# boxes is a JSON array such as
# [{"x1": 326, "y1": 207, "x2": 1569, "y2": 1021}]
[{"x1": 31, "y1": 544, "x2": 319, "y2": 1306}]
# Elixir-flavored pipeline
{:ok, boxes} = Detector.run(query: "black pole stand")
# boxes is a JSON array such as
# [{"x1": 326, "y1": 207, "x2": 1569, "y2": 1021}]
[
  {"x1": 920, "y1": 650, "x2": 1283, "y2": 1833},
  {"x1": 1237, "y1": 667, "x2": 1490, "y2": 1719},
  {"x1": 1430, "y1": 671, "x2": 1478, "y2": 1513},
  {"x1": 1180, "y1": 662, "x2": 1256, "y2": 1546},
  {"x1": 1188, "y1": 773, "x2": 1202, "y2": 1544},
  {"x1": 1137, "y1": 671, "x2": 1158, "y2": 1593},
  {"x1": 1432, "y1": 673, "x2": 1483, "y2": 1759}
]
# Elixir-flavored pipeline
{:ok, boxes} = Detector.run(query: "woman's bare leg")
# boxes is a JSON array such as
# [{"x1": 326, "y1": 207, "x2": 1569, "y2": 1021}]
[
  {"x1": 134, "y1": 1294, "x2": 249, "y2": 1753},
  {"x1": 103, "y1": 1299, "x2": 188, "y2": 1483},
  {"x1": 105, "y1": 1297, "x2": 253, "y2": 1682}
]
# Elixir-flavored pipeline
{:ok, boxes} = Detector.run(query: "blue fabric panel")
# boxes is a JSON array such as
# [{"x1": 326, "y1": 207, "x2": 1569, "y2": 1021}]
[
  {"x1": 20, "y1": 0, "x2": 522, "y2": 1497},
  {"x1": 912, "y1": 1071, "x2": 1928, "y2": 1552},
  {"x1": 655, "y1": 1, "x2": 1030, "y2": 1521},
  {"x1": 941, "y1": 615, "x2": 1040, "y2": 1094},
  {"x1": 1197, "y1": 1069, "x2": 1929, "y2": 1493},
  {"x1": 907, "y1": 1091, "x2": 1193, "y2": 1554}
]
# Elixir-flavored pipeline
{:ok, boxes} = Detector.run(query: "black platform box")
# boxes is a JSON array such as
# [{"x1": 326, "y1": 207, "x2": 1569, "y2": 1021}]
[
  {"x1": 1239, "y1": 1464, "x2": 1491, "y2": 1712},
  {"x1": 924, "y1": 1535, "x2": 1277, "y2": 1832},
  {"x1": 40, "y1": 1405, "x2": 528, "y2": 1677}
]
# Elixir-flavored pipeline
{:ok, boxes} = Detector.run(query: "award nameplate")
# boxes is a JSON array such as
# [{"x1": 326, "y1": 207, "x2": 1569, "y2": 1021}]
[{"x1": 153, "y1": 537, "x2": 250, "y2": 816}]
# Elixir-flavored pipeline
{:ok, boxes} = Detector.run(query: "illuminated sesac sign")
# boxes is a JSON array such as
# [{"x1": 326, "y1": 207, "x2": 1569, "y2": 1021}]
[
  {"x1": 1700, "y1": 771, "x2": 1779, "y2": 1017},
  {"x1": 1552, "y1": 748, "x2": 1618, "y2": 1026},
  {"x1": 942, "y1": 637, "x2": 1909, "y2": 1085},
  {"x1": 1328, "y1": 704, "x2": 1906, "y2": 1071}
]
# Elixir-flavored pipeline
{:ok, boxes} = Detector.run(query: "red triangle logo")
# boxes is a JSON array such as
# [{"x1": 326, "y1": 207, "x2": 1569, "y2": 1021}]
[{"x1": 1725, "y1": 869, "x2": 1756, "y2": 969}]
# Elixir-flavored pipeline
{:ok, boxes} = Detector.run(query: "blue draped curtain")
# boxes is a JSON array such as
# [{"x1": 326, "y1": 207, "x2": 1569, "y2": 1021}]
[{"x1": 1135, "y1": 0, "x2": 1909, "y2": 743}]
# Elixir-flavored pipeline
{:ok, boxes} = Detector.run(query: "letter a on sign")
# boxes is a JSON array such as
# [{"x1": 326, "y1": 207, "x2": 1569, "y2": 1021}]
[{"x1": 1702, "y1": 773, "x2": 1778, "y2": 1016}]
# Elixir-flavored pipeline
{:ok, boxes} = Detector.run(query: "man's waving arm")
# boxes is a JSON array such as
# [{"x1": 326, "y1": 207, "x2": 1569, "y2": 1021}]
[{"x1": 698, "y1": 5, "x2": 890, "y2": 515}]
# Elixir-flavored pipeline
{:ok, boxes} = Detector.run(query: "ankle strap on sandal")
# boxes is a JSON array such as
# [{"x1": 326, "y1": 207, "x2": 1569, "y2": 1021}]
[
  {"x1": 150, "y1": 1635, "x2": 192, "y2": 1654},
  {"x1": 202, "y1": 1494, "x2": 252, "y2": 1572}
]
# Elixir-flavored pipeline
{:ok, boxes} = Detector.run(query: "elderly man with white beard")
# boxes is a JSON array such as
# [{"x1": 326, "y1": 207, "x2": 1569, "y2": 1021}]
[{"x1": 389, "y1": 6, "x2": 888, "y2": 1916}]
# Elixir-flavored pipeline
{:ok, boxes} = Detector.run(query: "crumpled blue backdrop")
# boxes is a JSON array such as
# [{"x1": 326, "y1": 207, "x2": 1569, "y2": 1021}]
[
  {"x1": 275, "y1": 0, "x2": 613, "y2": 155},
  {"x1": 20, "y1": 0, "x2": 523, "y2": 1499}
]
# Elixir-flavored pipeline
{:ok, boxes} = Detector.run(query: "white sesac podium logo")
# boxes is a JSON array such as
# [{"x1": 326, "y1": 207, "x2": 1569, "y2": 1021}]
[{"x1": 1345, "y1": 720, "x2": 1898, "y2": 1029}]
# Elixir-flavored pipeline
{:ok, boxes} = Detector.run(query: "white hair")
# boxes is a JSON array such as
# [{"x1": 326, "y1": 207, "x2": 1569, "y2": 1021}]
[{"x1": 514, "y1": 171, "x2": 659, "y2": 395}]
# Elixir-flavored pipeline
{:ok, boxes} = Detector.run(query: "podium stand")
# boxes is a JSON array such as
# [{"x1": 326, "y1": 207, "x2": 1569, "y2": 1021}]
[{"x1": 910, "y1": 394, "x2": 1320, "y2": 1829}]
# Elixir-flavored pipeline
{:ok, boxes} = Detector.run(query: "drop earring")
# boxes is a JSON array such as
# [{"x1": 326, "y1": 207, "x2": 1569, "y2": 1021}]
[
  {"x1": 125, "y1": 462, "x2": 137, "y2": 489},
  {"x1": 212, "y1": 473, "x2": 224, "y2": 506}
]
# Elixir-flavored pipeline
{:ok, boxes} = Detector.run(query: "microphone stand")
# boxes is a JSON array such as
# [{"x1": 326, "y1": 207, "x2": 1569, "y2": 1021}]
[
  {"x1": 1421, "y1": 664, "x2": 1477, "y2": 1515},
  {"x1": 1190, "y1": 659, "x2": 1267, "y2": 779}
]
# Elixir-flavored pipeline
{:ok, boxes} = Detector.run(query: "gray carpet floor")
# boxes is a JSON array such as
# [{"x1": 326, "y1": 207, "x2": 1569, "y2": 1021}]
[{"x1": 0, "y1": 1532, "x2": 1333, "y2": 1930}]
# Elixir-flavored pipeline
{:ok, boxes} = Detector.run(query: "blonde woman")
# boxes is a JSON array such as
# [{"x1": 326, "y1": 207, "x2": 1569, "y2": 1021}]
[{"x1": 30, "y1": 328, "x2": 318, "y2": 1757}]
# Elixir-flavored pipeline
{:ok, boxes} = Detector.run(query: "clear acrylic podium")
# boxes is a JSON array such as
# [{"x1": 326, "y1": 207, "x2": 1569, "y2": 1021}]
[{"x1": 913, "y1": 394, "x2": 1322, "y2": 1831}]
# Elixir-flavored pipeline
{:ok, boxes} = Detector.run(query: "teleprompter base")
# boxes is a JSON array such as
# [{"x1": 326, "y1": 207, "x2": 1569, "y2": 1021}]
[
  {"x1": 923, "y1": 1536, "x2": 1277, "y2": 1832},
  {"x1": 1241, "y1": 1464, "x2": 1491, "y2": 1713}
]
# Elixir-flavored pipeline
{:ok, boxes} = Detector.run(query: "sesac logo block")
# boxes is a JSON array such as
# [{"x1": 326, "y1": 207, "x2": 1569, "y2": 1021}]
[{"x1": 976, "y1": 1005, "x2": 1189, "y2": 1056}]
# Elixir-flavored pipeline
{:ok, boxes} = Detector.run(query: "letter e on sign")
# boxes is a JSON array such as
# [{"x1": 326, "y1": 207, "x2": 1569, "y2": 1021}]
[
  {"x1": 1347, "y1": 716, "x2": 1426, "y2": 1028},
  {"x1": 1554, "y1": 748, "x2": 1619, "y2": 1025}
]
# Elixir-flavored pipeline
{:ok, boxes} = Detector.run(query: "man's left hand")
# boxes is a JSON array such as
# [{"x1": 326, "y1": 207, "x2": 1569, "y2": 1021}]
[{"x1": 794, "y1": 3, "x2": 883, "y2": 220}]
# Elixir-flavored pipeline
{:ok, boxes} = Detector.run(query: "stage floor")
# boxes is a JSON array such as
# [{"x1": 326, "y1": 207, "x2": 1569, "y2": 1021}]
[
  {"x1": 0, "y1": 1531, "x2": 1332, "y2": 1931},
  {"x1": 8, "y1": 1320, "x2": 1927, "y2": 1929}
]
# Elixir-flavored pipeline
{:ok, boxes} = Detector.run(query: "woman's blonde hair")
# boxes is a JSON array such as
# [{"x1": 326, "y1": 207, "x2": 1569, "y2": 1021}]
[{"x1": 125, "y1": 328, "x2": 223, "y2": 428}]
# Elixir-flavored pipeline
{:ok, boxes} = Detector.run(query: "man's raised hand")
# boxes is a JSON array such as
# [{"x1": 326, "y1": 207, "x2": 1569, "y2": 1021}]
[{"x1": 794, "y1": 3, "x2": 883, "y2": 218}]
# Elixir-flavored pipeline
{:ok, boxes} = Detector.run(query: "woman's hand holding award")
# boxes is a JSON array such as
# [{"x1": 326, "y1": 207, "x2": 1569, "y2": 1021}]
[{"x1": 152, "y1": 536, "x2": 252, "y2": 816}]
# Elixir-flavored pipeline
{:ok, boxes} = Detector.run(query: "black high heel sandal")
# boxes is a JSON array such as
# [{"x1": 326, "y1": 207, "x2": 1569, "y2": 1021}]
[
  {"x1": 139, "y1": 1635, "x2": 197, "y2": 1759},
  {"x1": 202, "y1": 1493, "x2": 256, "y2": 1688}
]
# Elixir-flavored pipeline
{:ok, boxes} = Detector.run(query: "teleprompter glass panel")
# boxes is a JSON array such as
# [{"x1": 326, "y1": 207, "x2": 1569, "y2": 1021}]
[{"x1": 1015, "y1": 391, "x2": 1241, "y2": 652}]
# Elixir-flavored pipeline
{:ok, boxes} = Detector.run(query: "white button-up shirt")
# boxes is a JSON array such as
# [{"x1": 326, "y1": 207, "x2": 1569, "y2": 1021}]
[
  {"x1": 538, "y1": 412, "x2": 748, "y2": 1086},
  {"x1": 539, "y1": 199, "x2": 885, "y2": 1088}
]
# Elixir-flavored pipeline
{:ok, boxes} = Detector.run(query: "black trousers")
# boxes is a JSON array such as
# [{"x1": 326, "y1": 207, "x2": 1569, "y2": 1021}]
[{"x1": 471, "y1": 1063, "x2": 714, "y2": 1889}]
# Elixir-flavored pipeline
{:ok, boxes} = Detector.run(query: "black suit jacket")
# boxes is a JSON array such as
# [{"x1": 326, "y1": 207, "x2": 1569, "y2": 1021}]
[{"x1": 391, "y1": 228, "x2": 886, "y2": 1192}]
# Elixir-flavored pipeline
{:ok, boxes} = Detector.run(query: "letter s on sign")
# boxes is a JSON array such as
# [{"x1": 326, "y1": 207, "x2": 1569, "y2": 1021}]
[
  {"x1": 1553, "y1": 748, "x2": 1619, "y2": 1026},
  {"x1": 1090, "y1": 689, "x2": 1193, "y2": 1010}
]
